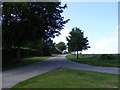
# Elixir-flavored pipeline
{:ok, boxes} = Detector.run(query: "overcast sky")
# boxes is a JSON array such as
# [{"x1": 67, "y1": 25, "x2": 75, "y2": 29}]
[{"x1": 53, "y1": 2, "x2": 118, "y2": 54}]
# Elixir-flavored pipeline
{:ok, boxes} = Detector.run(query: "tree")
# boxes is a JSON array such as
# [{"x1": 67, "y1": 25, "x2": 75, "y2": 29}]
[
  {"x1": 26, "y1": 38, "x2": 56, "y2": 56},
  {"x1": 2, "y1": 2, "x2": 69, "y2": 60},
  {"x1": 66, "y1": 27, "x2": 90, "y2": 59},
  {"x1": 56, "y1": 42, "x2": 66, "y2": 52}
]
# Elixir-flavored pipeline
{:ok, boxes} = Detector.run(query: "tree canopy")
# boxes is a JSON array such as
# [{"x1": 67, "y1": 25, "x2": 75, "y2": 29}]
[
  {"x1": 66, "y1": 27, "x2": 90, "y2": 58},
  {"x1": 2, "y1": 2, "x2": 69, "y2": 60},
  {"x1": 2, "y1": 2, "x2": 69, "y2": 48},
  {"x1": 56, "y1": 42, "x2": 66, "y2": 52}
]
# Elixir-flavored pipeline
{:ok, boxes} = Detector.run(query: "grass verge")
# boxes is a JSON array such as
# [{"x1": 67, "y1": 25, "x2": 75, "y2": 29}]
[
  {"x1": 12, "y1": 69, "x2": 118, "y2": 88},
  {"x1": 66, "y1": 54, "x2": 118, "y2": 68},
  {"x1": 2, "y1": 56, "x2": 51, "y2": 71}
]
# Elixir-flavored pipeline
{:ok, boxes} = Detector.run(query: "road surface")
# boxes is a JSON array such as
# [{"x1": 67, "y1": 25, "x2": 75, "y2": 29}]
[{"x1": 2, "y1": 55, "x2": 119, "y2": 88}]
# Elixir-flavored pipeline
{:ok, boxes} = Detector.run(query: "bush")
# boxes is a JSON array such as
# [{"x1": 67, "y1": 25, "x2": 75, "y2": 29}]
[{"x1": 100, "y1": 54, "x2": 116, "y2": 60}]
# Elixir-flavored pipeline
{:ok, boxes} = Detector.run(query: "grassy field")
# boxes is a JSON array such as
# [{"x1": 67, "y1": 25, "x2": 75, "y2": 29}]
[
  {"x1": 2, "y1": 56, "x2": 50, "y2": 71},
  {"x1": 66, "y1": 54, "x2": 118, "y2": 68},
  {"x1": 12, "y1": 69, "x2": 118, "y2": 88}
]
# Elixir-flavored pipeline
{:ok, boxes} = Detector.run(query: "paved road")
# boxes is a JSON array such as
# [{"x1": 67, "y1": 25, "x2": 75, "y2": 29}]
[{"x1": 2, "y1": 55, "x2": 119, "y2": 88}]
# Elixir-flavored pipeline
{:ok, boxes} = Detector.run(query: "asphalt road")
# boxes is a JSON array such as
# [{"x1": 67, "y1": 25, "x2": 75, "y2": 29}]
[{"x1": 2, "y1": 55, "x2": 119, "y2": 88}]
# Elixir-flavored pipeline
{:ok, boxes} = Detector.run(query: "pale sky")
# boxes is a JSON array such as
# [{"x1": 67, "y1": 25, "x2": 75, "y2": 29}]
[{"x1": 53, "y1": 2, "x2": 118, "y2": 54}]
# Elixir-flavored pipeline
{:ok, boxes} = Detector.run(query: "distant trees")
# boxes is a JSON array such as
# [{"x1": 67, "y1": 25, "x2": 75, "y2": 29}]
[
  {"x1": 66, "y1": 27, "x2": 90, "y2": 59},
  {"x1": 56, "y1": 42, "x2": 66, "y2": 53},
  {"x1": 2, "y1": 2, "x2": 69, "y2": 61}
]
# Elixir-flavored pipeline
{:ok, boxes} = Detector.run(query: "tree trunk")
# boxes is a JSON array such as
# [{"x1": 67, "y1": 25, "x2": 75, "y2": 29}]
[
  {"x1": 76, "y1": 50, "x2": 79, "y2": 59},
  {"x1": 16, "y1": 47, "x2": 20, "y2": 61}
]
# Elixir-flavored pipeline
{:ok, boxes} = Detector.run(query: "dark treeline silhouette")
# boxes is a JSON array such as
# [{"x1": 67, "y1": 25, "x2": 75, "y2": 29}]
[{"x1": 2, "y1": 2, "x2": 69, "y2": 65}]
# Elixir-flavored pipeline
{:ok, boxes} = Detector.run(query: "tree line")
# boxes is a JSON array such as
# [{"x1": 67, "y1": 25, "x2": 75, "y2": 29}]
[{"x1": 2, "y1": 2, "x2": 69, "y2": 64}]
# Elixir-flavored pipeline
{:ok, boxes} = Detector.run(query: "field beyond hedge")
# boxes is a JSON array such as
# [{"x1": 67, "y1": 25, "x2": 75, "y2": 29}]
[{"x1": 66, "y1": 54, "x2": 119, "y2": 68}]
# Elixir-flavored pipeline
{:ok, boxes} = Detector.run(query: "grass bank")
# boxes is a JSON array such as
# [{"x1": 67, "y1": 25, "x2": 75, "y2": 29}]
[
  {"x1": 2, "y1": 56, "x2": 51, "y2": 71},
  {"x1": 12, "y1": 69, "x2": 118, "y2": 88},
  {"x1": 66, "y1": 54, "x2": 118, "y2": 68}
]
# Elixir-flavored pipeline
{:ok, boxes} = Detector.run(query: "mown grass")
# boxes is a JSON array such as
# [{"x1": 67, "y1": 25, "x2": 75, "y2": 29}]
[
  {"x1": 2, "y1": 56, "x2": 51, "y2": 71},
  {"x1": 66, "y1": 54, "x2": 118, "y2": 68},
  {"x1": 12, "y1": 69, "x2": 119, "y2": 88}
]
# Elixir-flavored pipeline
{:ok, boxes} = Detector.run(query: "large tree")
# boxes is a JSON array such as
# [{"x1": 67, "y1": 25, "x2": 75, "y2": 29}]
[
  {"x1": 2, "y1": 2, "x2": 69, "y2": 60},
  {"x1": 66, "y1": 27, "x2": 90, "y2": 59},
  {"x1": 56, "y1": 42, "x2": 66, "y2": 52},
  {"x1": 26, "y1": 39, "x2": 56, "y2": 56}
]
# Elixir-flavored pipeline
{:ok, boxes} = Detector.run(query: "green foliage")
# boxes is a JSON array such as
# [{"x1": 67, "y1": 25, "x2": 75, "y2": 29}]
[
  {"x1": 12, "y1": 69, "x2": 118, "y2": 88},
  {"x1": 56, "y1": 42, "x2": 66, "y2": 52},
  {"x1": 66, "y1": 27, "x2": 90, "y2": 58},
  {"x1": 2, "y1": 2, "x2": 69, "y2": 60},
  {"x1": 25, "y1": 39, "x2": 55, "y2": 56},
  {"x1": 52, "y1": 48, "x2": 62, "y2": 54},
  {"x1": 66, "y1": 27, "x2": 90, "y2": 52},
  {"x1": 2, "y1": 2, "x2": 69, "y2": 48},
  {"x1": 2, "y1": 48, "x2": 41, "y2": 66}
]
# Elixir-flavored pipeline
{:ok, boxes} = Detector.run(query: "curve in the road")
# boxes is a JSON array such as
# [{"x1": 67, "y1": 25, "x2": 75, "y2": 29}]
[{"x1": 2, "y1": 55, "x2": 119, "y2": 88}]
